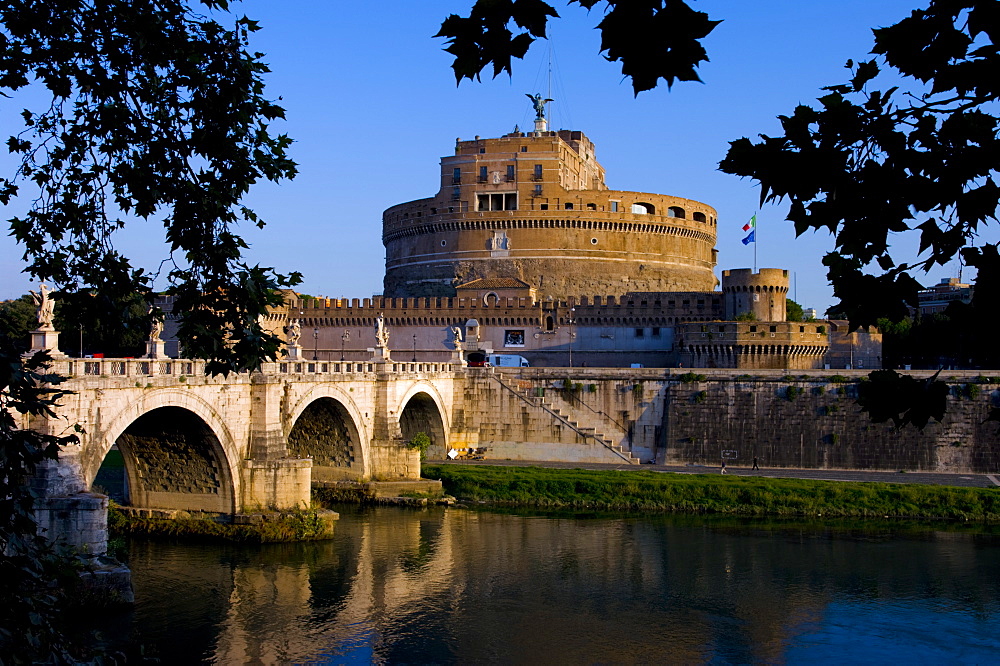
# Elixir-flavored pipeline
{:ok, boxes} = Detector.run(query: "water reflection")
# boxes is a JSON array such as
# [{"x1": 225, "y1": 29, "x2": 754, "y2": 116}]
[{"x1": 116, "y1": 509, "x2": 1000, "y2": 664}]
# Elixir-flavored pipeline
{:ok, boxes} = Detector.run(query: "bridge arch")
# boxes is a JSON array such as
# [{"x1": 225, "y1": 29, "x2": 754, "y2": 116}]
[
  {"x1": 85, "y1": 389, "x2": 241, "y2": 514},
  {"x1": 395, "y1": 382, "x2": 450, "y2": 459},
  {"x1": 286, "y1": 384, "x2": 370, "y2": 481}
]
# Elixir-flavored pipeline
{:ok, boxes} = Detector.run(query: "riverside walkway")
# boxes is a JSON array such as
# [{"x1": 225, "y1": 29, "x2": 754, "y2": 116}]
[{"x1": 431, "y1": 459, "x2": 1000, "y2": 489}]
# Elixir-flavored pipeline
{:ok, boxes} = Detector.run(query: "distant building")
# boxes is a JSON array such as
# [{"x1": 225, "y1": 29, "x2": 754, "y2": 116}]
[
  {"x1": 916, "y1": 277, "x2": 973, "y2": 316},
  {"x1": 803, "y1": 308, "x2": 818, "y2": 320}
]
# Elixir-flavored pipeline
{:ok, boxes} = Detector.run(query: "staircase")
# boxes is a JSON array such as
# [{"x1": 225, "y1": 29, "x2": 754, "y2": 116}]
[{"x1": 492, "y1": 373, "x2": 640, "y2": 465}]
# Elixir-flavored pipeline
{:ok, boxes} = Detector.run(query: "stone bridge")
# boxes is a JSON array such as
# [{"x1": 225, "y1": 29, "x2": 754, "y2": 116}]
[{"x1": 26, "y1": 356, "x2": 483, "y2": 554}]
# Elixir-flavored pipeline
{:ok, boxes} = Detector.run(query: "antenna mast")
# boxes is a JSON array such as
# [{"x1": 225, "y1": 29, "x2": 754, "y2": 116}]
[{"x1": 547, "y1": 37, "x2": 553, "y2": 107}]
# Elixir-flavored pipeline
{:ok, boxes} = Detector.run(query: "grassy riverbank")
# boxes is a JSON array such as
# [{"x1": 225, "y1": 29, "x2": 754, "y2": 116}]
[
  {"x1": 108, "y1": 503, "x2": 337, "y2": 543},
  {"x1": 422, "y1": 465, "x2": 1000, "y2": 521}
]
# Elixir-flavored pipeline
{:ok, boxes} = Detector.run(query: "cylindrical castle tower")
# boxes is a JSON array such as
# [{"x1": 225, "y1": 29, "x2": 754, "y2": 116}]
[
  {"x1": 722, "y1": 268, "x2": 789, "y2": 321},
  {"x1": 382, "y1": 129, "x2": 719, "y2": 299}
]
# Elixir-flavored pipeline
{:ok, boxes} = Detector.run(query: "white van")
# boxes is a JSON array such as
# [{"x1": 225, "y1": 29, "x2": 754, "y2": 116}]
[{"x1": 487, "y1": 354, "x2": 530, "y2": 367}]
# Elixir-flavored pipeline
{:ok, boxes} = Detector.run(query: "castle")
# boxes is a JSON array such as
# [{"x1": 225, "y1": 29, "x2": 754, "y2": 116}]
[{"x1": 162, "y1": 111, "x2": 880, "y2": 369}]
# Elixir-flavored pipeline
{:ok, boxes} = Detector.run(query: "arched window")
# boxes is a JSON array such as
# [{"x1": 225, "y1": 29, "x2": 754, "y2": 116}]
[
  {"x1": 692, "y1": 211, "x2": 706, "y2": 222},
  {"x1": 667, "y1": 206, "x2": 686, "y2": 219},
  {"x1": 631, "y1": 202, "x2": 655, "y2": 215},
  {"x1": 546, "y1": 316, "x2": 554, "y2": 331}
]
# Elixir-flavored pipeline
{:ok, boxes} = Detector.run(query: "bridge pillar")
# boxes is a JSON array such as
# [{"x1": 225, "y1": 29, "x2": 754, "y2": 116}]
[
  {"x1": 30, "y1": 442, "x2": 109, "y2": 556},
  {"x1": 249, "y1": 375, "x2": 291, "y2": 460},
  {"x1": 241, "y1": 458, "x2": 312, "y2": 511},
  {"x1": 371, "y1": 372, "x2": 420, "y2": 480},
  {"x1": 242, "y1": 374, "x2": 312, "y2": 511}
]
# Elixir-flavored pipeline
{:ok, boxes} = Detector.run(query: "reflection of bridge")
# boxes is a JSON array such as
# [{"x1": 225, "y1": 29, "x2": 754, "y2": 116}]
[{"x1": 28, "y1": 356, "x2": 643, "y2": 555}]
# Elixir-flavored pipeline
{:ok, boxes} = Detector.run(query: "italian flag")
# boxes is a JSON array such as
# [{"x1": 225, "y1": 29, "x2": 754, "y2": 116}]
[{"x1": 742, "y1": 214, "x2": 756, "y2": 233}]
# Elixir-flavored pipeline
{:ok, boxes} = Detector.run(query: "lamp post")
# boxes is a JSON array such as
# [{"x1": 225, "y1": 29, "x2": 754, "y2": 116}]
[
  {"x1": 341, "y1": 329, "x2": 349, "y2": 361},
  {"x1": 568, "y1": 307, "x2": 576, "y2": 368},
  {"x1": 412, "y1": 334, "x2": 417, "y2": 362},
  {"x1": 313, "y1": 327, "x2": 319, "y2": 361}
]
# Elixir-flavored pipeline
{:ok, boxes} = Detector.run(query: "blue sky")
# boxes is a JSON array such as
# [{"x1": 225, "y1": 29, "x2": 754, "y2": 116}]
[{"x1": 1, "y1": 0, "x2": 983, "y2": 314}]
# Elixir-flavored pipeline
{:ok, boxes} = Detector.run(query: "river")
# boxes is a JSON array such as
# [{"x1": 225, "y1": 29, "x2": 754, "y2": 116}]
[{"x1": 96, "y1": 506, "x2": 1000, "y2": 664}]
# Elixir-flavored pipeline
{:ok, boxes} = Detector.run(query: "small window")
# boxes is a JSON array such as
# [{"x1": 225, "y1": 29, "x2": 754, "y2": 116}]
[
  {"x1": 506, "y1": 164, "x2": 515, "y2": 181},
  {"x1": 610, "y1": 201, "x2": 620, "y2": 212},
  {"x1": 591, "y1": 238, "x2": 598, "y2": 244},
  {"x1": 718, "y1": 326, "x2": 725, "y2": 332},
  {"x1": 540, "y1": 204, "x2": 548, "y2": 210},
  {"x1": 652, "y1": 327, "x2": 661, "y2": 337},
  {"x1": 546, "y1": 316, "x2": 554, "y2": 331},
  {"x1": 534, "y1": 184, "x2": 543, "y2": 196},
  {"x1": 533, "y1": 164, "x2": 543, "y2": 179},
  {"x1": 565, "y1": 202, "x2": 574, "y2": 210},
  {"x1": 452, "y1": 167, "x2": 461, "y2": 184},
  {"x1": 520, "y1": 146, "x2": 528, "y2": 152},
  {"x1": 479, "y1": 166, "x2": 488, "y2": 182},
  {"x1": 693, "y1": 211, "x2": 706, "y2": 222},
  {"x1": 769, "y1": 325, "x2": 777, "y2": 332},
  {"x1": 452, "y1": 186, "x2": 460, "y2": 201},
  {"x1": 750, "y1": 325, "x2": 757, "y2": 332},
  {"x1": 479, "y1": 147, "x2": 485, "y2": 154},
  {"x1": 635, "y1": 328, "x2": 644, "y2": 338},
  {"x1": 667, "y1": 206, "x2": 686, "y2": 218},
  {"x1": 441, "y1": 240, "x2": 447, "y2": 247},
  {"x1": 799, "y1": 326, "x2": 805, "y2": 332},
  {"x1": 586, "y1": 203, "x2": 596, "y2": 210},
  {"x1": 632, "y1": 202, "x2": 654, "y2": 215}
]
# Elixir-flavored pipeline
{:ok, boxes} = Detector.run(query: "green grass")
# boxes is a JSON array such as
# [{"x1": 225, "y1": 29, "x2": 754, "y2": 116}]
[
  {"x1": 108, "y1": 503, "x2": 335, "y2": 543},
  {"x1": 422, "y1": 465, "x2": 1000, "y2": 522}
]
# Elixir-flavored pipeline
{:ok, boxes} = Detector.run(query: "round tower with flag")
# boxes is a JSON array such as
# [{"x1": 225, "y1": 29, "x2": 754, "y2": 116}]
[{"x1": 722, "y1": 268, "x2": 789, "y2": 321}]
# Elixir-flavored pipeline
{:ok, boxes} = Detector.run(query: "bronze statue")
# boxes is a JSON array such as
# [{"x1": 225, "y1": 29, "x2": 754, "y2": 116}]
[{"x1": 526, "y1": 93, "x2": 553, "y2": 120}]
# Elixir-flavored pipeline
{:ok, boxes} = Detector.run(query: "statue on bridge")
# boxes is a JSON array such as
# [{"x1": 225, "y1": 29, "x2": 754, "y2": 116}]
[
  {"x1": 375, "y1": 313, "x2": 390, "y2": 348},
  {"x1": 452, "y1": 325, "x2": 463, "y2": 347},
  {"x1": 287, "y1": 319, "x2": 302, "y2": 346},
  {"x1": 148, "y1": 306, "x2": 163, "y2": 341},
  {"x1": 29, "y1": 283, "x2": 56, "y2": 329}
]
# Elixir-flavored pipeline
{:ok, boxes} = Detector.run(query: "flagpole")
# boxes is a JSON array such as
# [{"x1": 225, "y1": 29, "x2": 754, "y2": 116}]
[{"x1": 754, "y1": 213, "x2": 757, "y2": 272}]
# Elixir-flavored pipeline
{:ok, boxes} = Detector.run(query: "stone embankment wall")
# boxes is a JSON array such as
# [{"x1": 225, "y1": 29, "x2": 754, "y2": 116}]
[
  {"x1": 495, "y1": 369, "x2": 1000, "y2": 473},
  {"x1": 447, "y1": 370, "x2": 635, "y2": 464},
  {"x1": 661, "y1": 373, "x2": 1000, "y2": 473}
]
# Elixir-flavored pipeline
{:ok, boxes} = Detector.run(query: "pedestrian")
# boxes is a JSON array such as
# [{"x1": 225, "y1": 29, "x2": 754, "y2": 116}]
[
  {"x1": 720, "y1": 459, "x2": 727, "y2": 475},
  {"x1": 752, "y1": 456, "x2": 759, "y2": 471}
]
